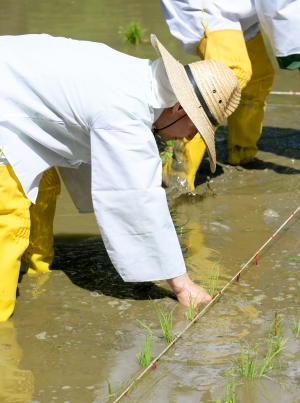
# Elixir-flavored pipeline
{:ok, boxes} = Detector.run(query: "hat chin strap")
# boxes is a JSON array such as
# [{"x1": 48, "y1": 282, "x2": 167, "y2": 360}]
[{"x1": 152, "y1": 113, "x2": 187, "y2": 135}]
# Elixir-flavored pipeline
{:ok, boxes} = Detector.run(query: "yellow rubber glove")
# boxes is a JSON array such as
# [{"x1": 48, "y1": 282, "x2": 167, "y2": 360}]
[
  {"x1": 197, "y1": 28, "x2": 252, "y2": 91},
  {"x1": 21, "y1": 167, "x2": 61, "y2": 273},
  {"x1": 227, "y1": 32, "x2": 275, "y2": 165},
  {"x1": 162, "y1": 134, "x2": 206, "y2": 191}
]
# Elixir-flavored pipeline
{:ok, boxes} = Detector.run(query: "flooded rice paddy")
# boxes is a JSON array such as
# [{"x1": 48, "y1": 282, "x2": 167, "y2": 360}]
[{"x1": 1, "y1": 1, "x2": 300, "y2": 402}]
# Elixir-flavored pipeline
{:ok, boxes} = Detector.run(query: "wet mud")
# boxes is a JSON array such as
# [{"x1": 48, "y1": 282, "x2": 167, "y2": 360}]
[
  {"x1": 1, "y1": 104, "x2": 298, "y2": 403},
  {"x1": 1, "y1": 1, "x2": 300, "y2": 402}
]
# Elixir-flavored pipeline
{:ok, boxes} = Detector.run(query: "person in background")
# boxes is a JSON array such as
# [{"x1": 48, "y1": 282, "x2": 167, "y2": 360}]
[
  {"x1": 160, "y1": 0, "x2": 300, "y2": 191},
  {"x1": 0, "y1": 33, "x2": 240, "y2": 321}
]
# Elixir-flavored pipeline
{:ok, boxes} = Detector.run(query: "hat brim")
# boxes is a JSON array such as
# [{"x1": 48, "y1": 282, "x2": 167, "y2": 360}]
[{"x1": 151, "y1": 34, "x2": 217, "y2": 173}]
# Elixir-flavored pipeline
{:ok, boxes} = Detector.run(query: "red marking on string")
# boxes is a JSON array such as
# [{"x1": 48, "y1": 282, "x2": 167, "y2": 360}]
[
  {"x1": 212, "y1": 291, "x2": 222, "y2": 299},
  {"x1": 287, "y1": 212, "x2": 295, "y2": 222},
  {"x1": 255, "y1": 253, "x2": 259, "y2": 265},
  {"x1": 236, "y1": 272, "x2": 241, "y2": 282},
  {"x1": 268, "y1": 235, "x2": 274, "y2": 239},
  {"x1": 151, "y1": 362, "x2": 157, "y2": 370}
]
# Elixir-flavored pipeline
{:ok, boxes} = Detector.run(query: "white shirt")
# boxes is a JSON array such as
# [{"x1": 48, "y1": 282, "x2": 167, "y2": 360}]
[
  {"x1": 160, "y1": 0, "x2": 300, "y2": 57},
  {"x1": 0, "y1": 34, "x2": 185, "y2": 283},
  {"x1": 161, "y1": 0, "x2": 260, "y2": 55}
]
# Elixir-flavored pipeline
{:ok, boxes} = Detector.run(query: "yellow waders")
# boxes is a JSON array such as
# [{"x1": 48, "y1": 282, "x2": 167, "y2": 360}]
[
  {"x1": 21, "y1": 167, "x2": 61, "y2": 273},
  {"x1": 227, "y1": 32, "x2": 275, "y2": 165},
  {"x1": 0, "y1": 166, "x2": 60, "y2": 322},
  {"x1": 162, "y1": 30, "x2": 274, "y2": 190}
]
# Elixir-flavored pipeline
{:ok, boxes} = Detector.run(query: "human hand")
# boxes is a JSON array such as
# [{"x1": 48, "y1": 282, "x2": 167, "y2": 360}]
[{"x1": 166, "y1": 272, "x2": 212, "y2": 307}]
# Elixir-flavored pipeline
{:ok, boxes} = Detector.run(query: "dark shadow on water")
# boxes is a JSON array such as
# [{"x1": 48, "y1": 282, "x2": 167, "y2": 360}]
[
  {"x1": 195, "y1": 126, "x2": 300, "y2": 186},
  {"x1": 51, "y1": 236, "x2": 176, "y2": 302}
]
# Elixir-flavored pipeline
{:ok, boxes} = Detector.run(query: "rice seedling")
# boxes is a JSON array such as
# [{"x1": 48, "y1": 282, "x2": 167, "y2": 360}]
[
  {"x1": 136, "y1": 334, "x2": 152, "y2": 367},
  {"x1": 238, "y1": 344, "x2": 260, "y2": 380},
  {"x1": 235, "y1": 316, "x2": 288, "y2": 380},
  {"x1": 185, "y1": 291, "x2": 201, "y2": 322},
  {"x1": 158, "y1": 138, "x2": 175, "y2": 165},
  {"x1": 258, "y1": 316, "x2": 288, "y2": 376},
  {"x1": 293, "y1": 316, "x2": 300, "y2": 334},
  {"x1": 267, "y1": 315, "x2": 287, "y2": 357},
  {"x1": 120, "y1": 21, "x2": 147, "y2": 45},
  {"x1": 151, "y1": 299, "x2": 176, "y2": 342},
  {"x1": 136, "y1": 321, "x2": 153, "y2": 367},
  {"x1": 106, "y1": 380, "x2": 115, "y2": 397},
  {"x1": 170, "y1": 208, "x2": 191, "y2": 237},
  {"x1": 206, "y1": 258, "x2": 221, "y2": 297},
  {"x1": 213, "y1": 373, "x2": 237, "y2": 403}
]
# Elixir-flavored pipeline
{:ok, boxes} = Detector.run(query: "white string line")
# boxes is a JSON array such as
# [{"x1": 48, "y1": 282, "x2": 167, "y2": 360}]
[
  {"x1": 112, "y1": 205, "x2": 300, "y2": 402},
  {"x1": 270, "y1": 91, "x2": 300, "y2": 95}
]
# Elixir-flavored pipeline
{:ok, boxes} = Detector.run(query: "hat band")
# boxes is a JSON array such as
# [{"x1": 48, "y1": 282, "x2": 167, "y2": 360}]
[{"x1": 184, "y1": 64, "x2": 219, "y2": 127}]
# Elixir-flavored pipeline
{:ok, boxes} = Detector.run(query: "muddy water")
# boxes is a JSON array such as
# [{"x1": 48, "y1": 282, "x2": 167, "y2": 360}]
[{"x1": 1, "y1": 1, "x2": 300, "y2": 403}]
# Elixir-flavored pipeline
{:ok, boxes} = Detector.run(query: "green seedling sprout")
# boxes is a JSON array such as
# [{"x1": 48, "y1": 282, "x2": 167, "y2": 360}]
[
  {"x1": 159, "y1": 139, "x2": 175, "y2": 165},
  {"x1": 213, "y1": 373, "x2": 237, "y2": 403},
  {"x1": 185, "y1": 291, "x2": 201, "y2": 322},
  {"x1": 235, "y1": 316, "x2": 288, "y2": 380},
  {"x1": 136, "y1": 321, "x2": 153, "y2": 367},
  {"x1": 121, "y1": 380, "x2": 128, "y2": 393},
  {"x1": 267, "y1": 315, "x2": 287, "y2": 356},
  {"x1": 136, "y1": 334, "x2": 152, "y2": 367},
  {"x1": 120, "y1": 21, "x2": 147, "y2": 45},
  {"x1": 106, "y1": 380, "x2": 115, "y2": 397},
  {"x1": 293, "y1": 316, "x2": 300, "y2": 334},
  {"x1": 151, "y1": 299, "x2": 176, "y2": 343},
  {"x1": 238, "y1": 344, "x2": 260, "y2": 380},
  {"x1": 258, "y1": 315, "x2": 288, "y2": 376}
]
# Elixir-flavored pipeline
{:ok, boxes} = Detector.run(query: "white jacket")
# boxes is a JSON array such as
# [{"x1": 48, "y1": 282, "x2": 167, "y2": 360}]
[
  {"x1": 0, "y1": 34, "x2": 186, "y2": 282},
  {"x1": 161, "y1": 0, "x2": 300, "y2": 58}
]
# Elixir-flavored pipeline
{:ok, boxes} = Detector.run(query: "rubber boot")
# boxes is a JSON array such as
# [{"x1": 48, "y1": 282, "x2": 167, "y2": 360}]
[
  {"x1": 21, "y1": 167, "x2": 61, "y2": 273},
  {"x1": 227, "y1": 32, "x2": 275, "y2": 165},
  {"x1": 0, "y1": 165, "x2": 31, "y2": 322},
  {"x1": 162, "y1": 133, "x2": 206, "y2": 191}
]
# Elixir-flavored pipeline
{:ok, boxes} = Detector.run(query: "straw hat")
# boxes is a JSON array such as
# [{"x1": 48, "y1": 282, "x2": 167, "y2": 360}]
[{"x1": 151, "y1": 34, "x2": 241, "y2": 173}]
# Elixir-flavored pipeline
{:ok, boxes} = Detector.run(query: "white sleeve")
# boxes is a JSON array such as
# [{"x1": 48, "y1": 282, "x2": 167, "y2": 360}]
[
  {"x1": 161, "y1": 0, "x2": 206, "y2": 55},
  {"x1": 160, "y1": 0, "x2": 257, "y2": 55},
  {"x1": 90, "y1": 110, "x2": 186, "y2": 282},
  {"x1": 254, "y1": 0, "x2": 300, "y2": 57}
]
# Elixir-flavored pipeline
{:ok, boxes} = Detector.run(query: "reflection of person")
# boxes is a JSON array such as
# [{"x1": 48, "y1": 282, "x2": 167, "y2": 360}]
[
  {"x1": 0, "y1": 33, "x2": 240, "y2": 321},
  {"x1": 160, "y1": 0, "x2": 300, "y2": 191},
  {"x1": 0, "y1": 321, "x2": 34, "y2": 402}
]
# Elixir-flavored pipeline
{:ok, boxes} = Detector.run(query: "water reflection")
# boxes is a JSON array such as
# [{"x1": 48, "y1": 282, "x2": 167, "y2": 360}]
[
  {"x1": 0, "y1": 322, "x2": 34, "y2": 403},
  {"x1": 0, "y1": 0, "x2": 198, "y2": 65},
  {"x1": 1, "y1": 0, "x2": 299, "y2": 402}
]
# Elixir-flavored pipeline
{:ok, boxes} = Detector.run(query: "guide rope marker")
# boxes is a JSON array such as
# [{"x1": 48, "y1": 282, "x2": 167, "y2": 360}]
[{"x1": 112, "y1": 204, "x2": 300, "y2": 402}]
